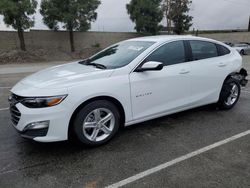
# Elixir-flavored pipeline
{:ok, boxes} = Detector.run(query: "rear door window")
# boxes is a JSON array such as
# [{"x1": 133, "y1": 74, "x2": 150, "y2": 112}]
[{"x1": 189, "y1": 40, "x2": 218, "y2": 60}]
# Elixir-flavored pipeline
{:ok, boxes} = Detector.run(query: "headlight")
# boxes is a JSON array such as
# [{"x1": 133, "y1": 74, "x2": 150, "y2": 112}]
[{"x1": 21, "y1": 95, "x2": 67, "y2": 108}]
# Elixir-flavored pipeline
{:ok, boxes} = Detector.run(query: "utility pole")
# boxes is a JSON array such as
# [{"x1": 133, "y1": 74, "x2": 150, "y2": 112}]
[
  {"x1": 164, "y1": 0, "x2": 170, "y2": 34},
  {"x1": 248, "y1": 16, "x2": 250, "y2": 32},
  {"x1": 166, "y1": 0, "x2": 171, "y2": 34}
]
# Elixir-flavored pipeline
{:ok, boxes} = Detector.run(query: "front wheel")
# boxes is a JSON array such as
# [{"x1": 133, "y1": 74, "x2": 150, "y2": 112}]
[
  {"x1": 72, "y1": 100, "x2": 121, "y2": 146},
  {"x1": 218, "y1": 78, "x2": 241, "y2": 110}
]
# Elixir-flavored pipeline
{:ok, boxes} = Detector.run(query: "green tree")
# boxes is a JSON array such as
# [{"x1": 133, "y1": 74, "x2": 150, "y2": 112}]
[
  {"x1": 165, "y1": 0, "x2": 193, "y2": 34},
  {"x1": 0, "y1": 0, "x2": 37, "y2": 51},
  {"x1": 40, "y1": 0, "x2": 100, "y2": 52},
  {"x1": 127, "y1": 0, "x2": 163, "y2": 35}
]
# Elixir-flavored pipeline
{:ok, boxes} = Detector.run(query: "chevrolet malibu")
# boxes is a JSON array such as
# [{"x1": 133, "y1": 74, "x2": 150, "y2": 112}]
[{"x1": 9, "y1": 36, "x2": 248, "y2": 146}]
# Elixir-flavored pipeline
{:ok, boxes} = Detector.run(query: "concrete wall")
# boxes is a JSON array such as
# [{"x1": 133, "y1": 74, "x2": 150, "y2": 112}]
[
  {"x1": 0, "y1": 30, "x2": 140, "y2": 52},
  {"x1": 0, "y1": 30, "x2": 249, "y2": 53},
  {"x1": 199, "y1": 32, "x2": 250, "y2": 43}
]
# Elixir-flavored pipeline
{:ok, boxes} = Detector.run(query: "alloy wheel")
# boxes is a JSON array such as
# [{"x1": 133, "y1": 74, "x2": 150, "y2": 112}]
[
  {"x1": 225, "y1": 83, "x2": 239, "y2": 106},
  {"x1": 82, "y1": 108, "x2": 115, "y2": 142}
]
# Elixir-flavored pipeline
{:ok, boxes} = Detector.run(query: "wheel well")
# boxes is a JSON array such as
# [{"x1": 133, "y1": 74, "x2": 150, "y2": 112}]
[
  {"x1": 220, "y1": 73, "x2": 237, "y2": 93},
  {"x1": 221, "y1": 72, "x2": 242, "y2": 90},
  {"x1": 68, "y1": 96, "x2": 126, "y2": 139},
  {"x1": 225, "y1": 74, "x2": 234, "y2": 82},
  {"x1": 225, "y1": 71, "x2": 242, "y2": 82}
]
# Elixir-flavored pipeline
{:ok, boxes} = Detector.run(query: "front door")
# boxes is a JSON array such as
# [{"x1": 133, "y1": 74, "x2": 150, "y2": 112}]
[{"x1": 129, "y1": 41, "x2": 192, "y2": 121}]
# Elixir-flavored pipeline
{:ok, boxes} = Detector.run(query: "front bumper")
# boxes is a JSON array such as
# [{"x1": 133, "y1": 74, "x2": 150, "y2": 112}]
[
  {"x1": 18, "y1": 126, "x2": 49, "y2": 139},
  {"x1": 9, "y1": 101, "x2": 71, "y2": 142}
]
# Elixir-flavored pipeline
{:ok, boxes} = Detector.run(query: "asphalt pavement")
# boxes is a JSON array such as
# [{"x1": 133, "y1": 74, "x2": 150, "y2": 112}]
[{"x1": 0, "y1": 57, "x2": 250, "y2": 188}]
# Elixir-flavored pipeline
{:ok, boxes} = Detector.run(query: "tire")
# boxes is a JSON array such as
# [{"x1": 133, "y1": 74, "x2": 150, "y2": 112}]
[
  {"x1": 240, "y1": 50, "x2": 245, "y2": 55},
  {"x1": 218, "y1": 78, "x2": 241, "y2": 110},
  {"x1": 72, "y1": 100, "x2": 120, "y2": 146}
]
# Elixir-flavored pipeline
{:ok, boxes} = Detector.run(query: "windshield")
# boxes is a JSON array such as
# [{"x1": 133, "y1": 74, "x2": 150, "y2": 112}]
[{"x1": 84, "y1": 41, "x2": 155, "y2": 69}]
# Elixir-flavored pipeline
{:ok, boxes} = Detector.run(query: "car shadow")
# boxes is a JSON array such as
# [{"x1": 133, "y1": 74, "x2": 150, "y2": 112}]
[
  {"x1": 21, "y1": 104, "x2": 217, "y2": 153},
  {"x1": 0, "y1": 104, "x2": 223, "y2": 175}
]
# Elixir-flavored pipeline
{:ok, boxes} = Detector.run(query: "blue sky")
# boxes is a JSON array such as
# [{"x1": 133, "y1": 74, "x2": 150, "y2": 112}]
[{"x1": 0, "y1": 0, "x2": 249, "y2": 31}]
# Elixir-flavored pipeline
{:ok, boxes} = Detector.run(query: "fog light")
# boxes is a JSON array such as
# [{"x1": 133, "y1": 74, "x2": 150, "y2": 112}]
[{"x1": 24, "y1": 121, "x2": 50, "y2": 131}]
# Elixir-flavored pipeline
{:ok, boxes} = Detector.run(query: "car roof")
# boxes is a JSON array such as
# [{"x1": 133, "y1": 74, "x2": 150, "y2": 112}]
[{"x1": 127, "y1": 35, "x2": 214, "y2": 43}]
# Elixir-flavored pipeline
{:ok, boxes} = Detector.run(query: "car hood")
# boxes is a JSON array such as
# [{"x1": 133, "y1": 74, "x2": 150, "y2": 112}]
[{"x1": 19, "y1": 62, "x2": 114, "y2": 89}]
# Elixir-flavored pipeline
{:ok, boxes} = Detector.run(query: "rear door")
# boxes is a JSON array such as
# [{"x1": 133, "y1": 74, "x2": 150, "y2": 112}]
[{"x1": 187, "y1": 40, "x2": 231, "y2": 106}]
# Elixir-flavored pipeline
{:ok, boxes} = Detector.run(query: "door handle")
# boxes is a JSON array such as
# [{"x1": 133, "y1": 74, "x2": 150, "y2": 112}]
[
  {"x1": 179, "y1": 70, "x2": 190, "y2": 74},
  {"x1": 218, "y1": 63, "x2": 226, "y2": 67}
]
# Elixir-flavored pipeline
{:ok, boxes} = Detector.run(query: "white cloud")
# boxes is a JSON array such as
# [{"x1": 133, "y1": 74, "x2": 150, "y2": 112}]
[
  {"x1": 0, "y1": 0, "x2": 249, "y2": 31},
  {"x1": 190, "y1": 0, "x2": 250, "y2": 30}
]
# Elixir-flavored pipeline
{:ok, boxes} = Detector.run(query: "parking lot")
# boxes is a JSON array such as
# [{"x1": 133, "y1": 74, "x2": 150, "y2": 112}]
[{"x1": 0, "y1": 57, "x2": 250, "y2": 188}]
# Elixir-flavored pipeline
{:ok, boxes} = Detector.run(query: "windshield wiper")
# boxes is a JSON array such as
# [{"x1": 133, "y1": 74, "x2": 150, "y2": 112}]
[
  {"x1": 86, "y1": 62, "x2": 107, "y2": 69},
  {"x1": 79, "y1": 59, "x2": 107, "y2": 69}
]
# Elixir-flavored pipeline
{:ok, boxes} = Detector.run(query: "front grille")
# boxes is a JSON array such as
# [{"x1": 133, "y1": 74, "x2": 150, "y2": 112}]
[
  {"x1": 10, "y1": 106, "x2": 21, "y2": 126},
  {"x1": 9, "y1": 93, "x2": 23, "y2": 126}
]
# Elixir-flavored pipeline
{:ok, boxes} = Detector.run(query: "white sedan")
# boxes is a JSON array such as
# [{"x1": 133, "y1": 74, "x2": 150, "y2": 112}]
[{"x1": 9, "y1": 35, "x2": 248, "y2": 146}]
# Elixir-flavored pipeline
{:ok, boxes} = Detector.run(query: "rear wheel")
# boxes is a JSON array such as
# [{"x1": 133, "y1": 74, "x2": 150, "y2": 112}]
[
  {"x1": 72, "y1": 100, "x2": 120, "y2": 146},
  {"x1": 240, "y1": 50, "x2": 245, "y2": 55},
  {"x1": 218, "y1": 78, "x2": 241, "y2": 110}
]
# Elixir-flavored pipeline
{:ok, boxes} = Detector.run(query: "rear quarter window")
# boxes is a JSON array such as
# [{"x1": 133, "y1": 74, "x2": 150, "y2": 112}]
[{"x1": 216, "y1": 44, "x2": 231, "y2": 56}]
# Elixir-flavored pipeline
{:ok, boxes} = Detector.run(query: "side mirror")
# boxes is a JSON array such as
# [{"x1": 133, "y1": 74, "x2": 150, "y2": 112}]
[{"x1": 136, "y1": 61, "x2": 164, "y2": 72}]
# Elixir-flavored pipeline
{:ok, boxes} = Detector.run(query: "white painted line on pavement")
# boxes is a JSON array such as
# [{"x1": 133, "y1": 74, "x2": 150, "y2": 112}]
[
  {"x1": 106, "y1": 129, "x2": 250, "y2": 188},
  {"x1": 0, "y1": 86, "x2": 11, "y2": 89},
  {"x1": 0, "y1": 108, "x2": 9, "y2": 111}
]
